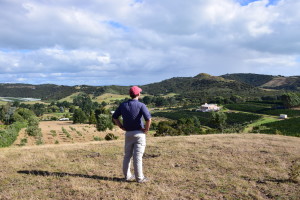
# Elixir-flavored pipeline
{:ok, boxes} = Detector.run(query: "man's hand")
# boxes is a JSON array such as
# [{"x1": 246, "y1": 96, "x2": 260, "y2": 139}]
[
  {"x1": 113, "y1": 118, "x2": 126, "y2": 131},
  {"x1": 141, "y1": 128, "x2": 149, "y2": 133},
  {"x1": 142, "y1": 118, "x2": 152, "y2": 134}
]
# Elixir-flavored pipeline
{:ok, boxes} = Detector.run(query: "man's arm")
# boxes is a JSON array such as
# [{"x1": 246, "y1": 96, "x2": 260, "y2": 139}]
[
  {"x1": 142, "y1": 118, "x2": 152, "y2": 133},
  {"x1": 112, "y1": 118, "x2": 126, "y2": 131}
]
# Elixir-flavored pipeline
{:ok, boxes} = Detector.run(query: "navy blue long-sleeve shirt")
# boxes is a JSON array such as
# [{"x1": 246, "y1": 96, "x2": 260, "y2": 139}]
[{"x1": 112, "y1": 99, "x2": 151, "y2": 131}]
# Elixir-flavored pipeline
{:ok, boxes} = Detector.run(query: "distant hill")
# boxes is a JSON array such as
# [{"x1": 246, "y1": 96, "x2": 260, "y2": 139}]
[
  {"x1": 0, "y1": 83, "x2": 128, "y2": 101},
  {"x1": 1, "y1": 72, "x2": 299, "y2": 101},
  {"x1": 221, "y1": 73, "x2": 300, "y2": 91},
  {"x1": 221, "y1": 73, "x2": 274, "y2": 87},
  {"x1": 141, "y1": 73, "x2": 266, "y2": 99},
  {"x1": 0, "y1": 84, "x2": 76, "y2": 100}
]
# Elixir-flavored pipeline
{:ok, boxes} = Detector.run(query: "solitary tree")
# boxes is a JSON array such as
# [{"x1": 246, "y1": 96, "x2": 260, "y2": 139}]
[
  {"x1": 96, "y1": 114, "x2": 113, "y2": 131},
  {"x1": 88, "y1": 111, "x2": 97, "y2": 125},
  {"x1": 73, "y1": 93, "x2": 94, "y2": 114},
  {"x1": 210, "y1": 112, "x2": 227, "y2": 133},
  {"x1": 73, "y1": 108, "x2": 87, "y2": 124}
]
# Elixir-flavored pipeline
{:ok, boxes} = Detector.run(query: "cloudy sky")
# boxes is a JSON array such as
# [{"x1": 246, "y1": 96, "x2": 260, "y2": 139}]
[{"x1": 0, "y1": 0, "x2": 299, "y2": 86}]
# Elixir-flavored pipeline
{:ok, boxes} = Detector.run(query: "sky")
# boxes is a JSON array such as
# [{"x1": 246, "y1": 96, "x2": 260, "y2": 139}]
[{"x1": 0, "y1": 0, "x2": 299, "y2": 86}]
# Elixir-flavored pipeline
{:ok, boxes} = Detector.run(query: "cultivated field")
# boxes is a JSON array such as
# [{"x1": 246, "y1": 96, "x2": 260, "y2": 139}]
[
  {"x1": 1, "y1": 134, "x2": 300, "y2": 199},
  {"x1": 13, "y1": 121, "x2": 125, "y2": 146}
]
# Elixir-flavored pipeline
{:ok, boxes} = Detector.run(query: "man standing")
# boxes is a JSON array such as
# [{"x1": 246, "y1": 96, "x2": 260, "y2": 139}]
[{"x1": 112, "y1": 86, "x2": 152, "y2": 183}]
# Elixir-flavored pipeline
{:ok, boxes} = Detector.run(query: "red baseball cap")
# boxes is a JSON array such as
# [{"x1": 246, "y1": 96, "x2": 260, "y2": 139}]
[{"x1": 129, "y1": 86, "x2": 142, "y2": 95}]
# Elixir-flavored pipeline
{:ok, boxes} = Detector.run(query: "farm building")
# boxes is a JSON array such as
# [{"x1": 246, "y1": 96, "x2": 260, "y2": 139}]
[
  {"x1": 279, "y1": 114, "x2": 287, "y2": 119},
  {"x1": 197, "y1": 103, "x2": 220, "y2": 112},
  {"x1": 59, "y1": 118, "x2": 69, "y2": 121}
]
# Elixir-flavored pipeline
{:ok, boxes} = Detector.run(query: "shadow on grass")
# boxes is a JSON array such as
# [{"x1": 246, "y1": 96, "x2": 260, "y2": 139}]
[
  {"x1": 17, "y1": 170, "x2": 125, "y2": 182},
  {"x1": 257, "y1": 178, "x2": 298, "y2": 184},
  {"x1": 242, "y1": 176, "x2": 298, "y2": 184}
]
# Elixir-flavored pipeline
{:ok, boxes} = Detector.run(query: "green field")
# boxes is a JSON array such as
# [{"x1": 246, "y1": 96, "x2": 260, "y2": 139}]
[
  {"x1": 94, "y1": 93, "x2": 128, "y2": 103},
  {"x1": 259, "y1": 117, "x2": 300, "y2": 137}
]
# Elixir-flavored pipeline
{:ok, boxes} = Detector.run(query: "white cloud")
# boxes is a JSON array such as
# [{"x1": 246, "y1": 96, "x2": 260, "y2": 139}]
[{"x1": 0, "y1": 0, "x2": 299, "y2": 86}]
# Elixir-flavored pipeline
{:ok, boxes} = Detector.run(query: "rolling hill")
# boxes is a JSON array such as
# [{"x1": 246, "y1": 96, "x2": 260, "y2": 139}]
[
  {"x1": 1, "y1": 73, "x2": 299, "y2": 101},
  {"x1": 0, "y1": 84, "x2": 128, "y2": 101},
  {"x1": 221, "y1": 73, "x2": 300, "y2": 91},
  {"x1": 141, "y1": 73, "x2": 270, "y2": 100}
]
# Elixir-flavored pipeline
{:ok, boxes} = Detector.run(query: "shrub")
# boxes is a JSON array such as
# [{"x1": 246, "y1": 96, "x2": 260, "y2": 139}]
[
  {"x1": 251, "y1": 126, "x2": 268, "y2": 133},
  {"x1": 36, "y1": 137, "x2": 43, "y2": 145},
  {"x1": 50, "y1": 130, "x2": 57, "y2": 137},
  {"x1": 62, "y1": 127, "x2": 71, "y2": 138},
  {"x1": 69, "y1": 126, "x2": 76, "y2": 131},
  {"x1": 20, "y1": 138, "x2": 28, "y2": 146},
  {"x1": 93, "y1": 136, "x2": 103, "y2": 141},
  {"x1": 76, "y1": 131, "x2": 82, "y2": 136},
  {"x1": 50, "y1": 116, "x2": 58, "y2": 121},
  {"x1": 26, "y1": 126, "x2": 42, "y2": 137},
  {"x1": 0, "y1": 121, "x2": 27, "y2": 148},
  {"x1": 26, "y1": 117, "x2": 41, "y2": 137},
  {"x1": 96, "y1": 114, "x2": 113, "y2": 131},
  {"x1": 105, "y1": 133, "x2": 118, "y2": 141}
]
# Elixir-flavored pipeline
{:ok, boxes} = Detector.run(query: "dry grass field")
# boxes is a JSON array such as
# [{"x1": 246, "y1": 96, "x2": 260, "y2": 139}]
[
  {"x1": 94, "y1": 93, "x2": 128, "y2": 103},
  {"x1": 1, "y1": 134, "x2": 299, "y2": 199},
  {"x1": 13, "y1": 121, "x2": 125, "y2": 146}
]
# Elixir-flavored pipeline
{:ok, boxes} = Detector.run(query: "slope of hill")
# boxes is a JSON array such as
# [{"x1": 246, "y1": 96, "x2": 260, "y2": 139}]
[
  {"x1": 221, "y1": 73, "x2": 274, "y2": 87},
  {"x1": 0, "y1": 84, "x2": 76, "y2": 100},
  {"x1": 0, "y1": 134, "x2": 299, "y2": 199},
  {"x1": 262, "y1": 76, "x2": 300, "y2": 90},
  {"x1": 0, "y1": 84, "x2": 129, "y2": 101},
  {"x1": 221, "y1": 73, "x2": 300, "y2": 91},
  {"x1": 142, "y1": 73, "x2": 266, "y2": 99}
]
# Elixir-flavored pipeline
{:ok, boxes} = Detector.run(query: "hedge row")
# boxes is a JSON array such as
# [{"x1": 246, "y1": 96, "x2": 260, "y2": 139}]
[
  {"x1": 225, "y1": 103, "x2": 300, "y2": 117},
  {"x1": 260, "y1": 117, "x2": 300, "y2": 137},
  {"x1": 0, "y1": 121, "x2": 27, "y2": 148},
  {"x1": 152, "y1": 110, "x2": 261, "y2": 127}
]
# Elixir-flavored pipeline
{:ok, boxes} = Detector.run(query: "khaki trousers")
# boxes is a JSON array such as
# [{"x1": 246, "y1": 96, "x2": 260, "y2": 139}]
[{"x1": 123, "y1": 130, "x2": 146, "y2": 182}]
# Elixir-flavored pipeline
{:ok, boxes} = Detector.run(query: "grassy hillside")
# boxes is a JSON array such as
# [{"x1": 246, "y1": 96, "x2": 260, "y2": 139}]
[
  {"x1": 262, "y1": 76, "x2": 300, "y2": 91},
  {"x1": 221, "y1": 73, "x2": 300, "y2": 91},
  {"x1": 0, "y1": 84, "x2": 129, "y2": 101},
  {"x1": 221, "y1": 73, "x2": 274, "y2": 87},
  {"x1": 0, "y1": 134, "x2": 299, "y2": 199},
  {"x1": 141, "y1": 73, "x2": 270, "y2": 101},
  {"x1": 0, "y1": 84, "x2": 76, "y2": 100},
  {"x1": 94, "y1": 93, "x2": 128, "y2": 103}
]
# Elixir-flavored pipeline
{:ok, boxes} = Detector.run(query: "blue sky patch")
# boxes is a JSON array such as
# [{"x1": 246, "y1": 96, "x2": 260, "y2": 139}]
[
  {"x1": 237, "y1": 0, "x2": 281, "y2": 6},
  {"x1": 105, "y1": 21, "x2": 129, "y2": 32},
  {"x1": 0, "y1": 48, "x2": 32, "y2": 53}
]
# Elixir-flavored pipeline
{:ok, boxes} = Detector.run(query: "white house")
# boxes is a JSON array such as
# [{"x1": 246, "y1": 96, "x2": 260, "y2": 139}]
[
  {"x1": 197, "y1": 103, "x2": 220, "y2": 112},
  {"x1": 279, "y1": 114, "x2": 287, "y2": 119},
  {"x1": 59, "y1": 118, "x2": 69, "y2": 121}
]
